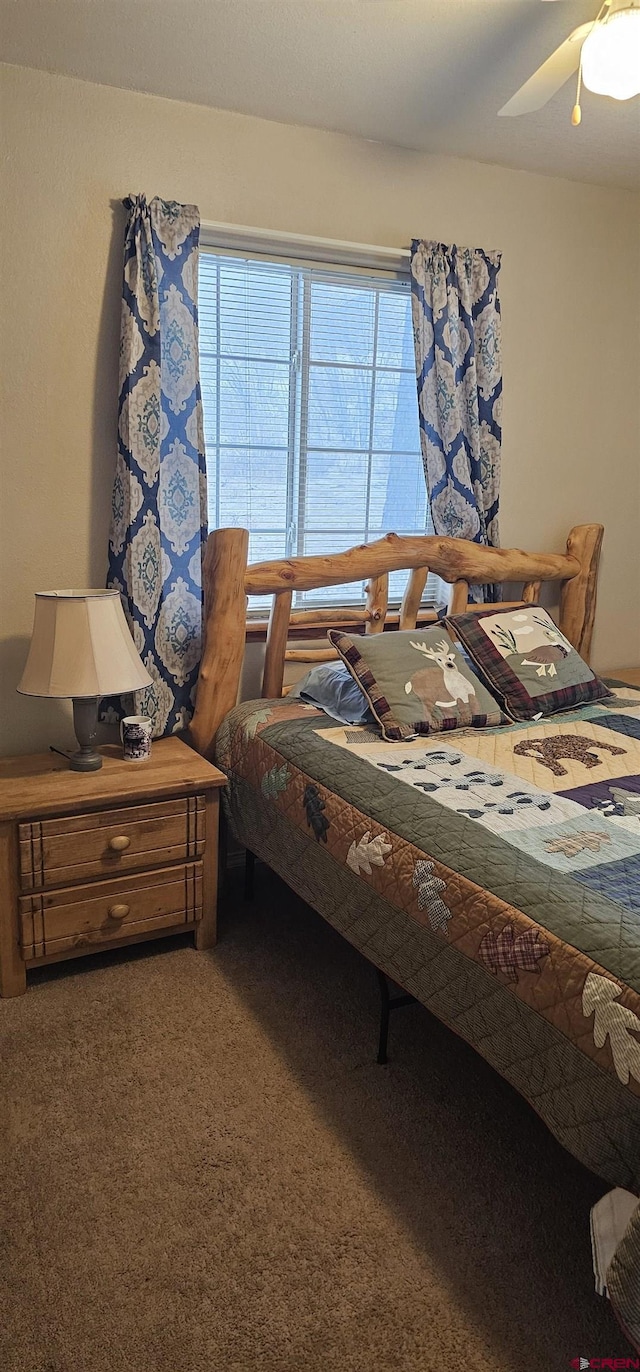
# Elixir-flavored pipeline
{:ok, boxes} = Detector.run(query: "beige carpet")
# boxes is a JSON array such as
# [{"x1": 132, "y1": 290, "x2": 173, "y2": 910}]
[{"x1": 1, "y1": 865, "x2": 635, "y2": 1372}]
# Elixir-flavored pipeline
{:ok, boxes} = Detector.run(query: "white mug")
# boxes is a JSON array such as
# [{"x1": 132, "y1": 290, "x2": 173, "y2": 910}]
[{"x1": 120, "y1": 715, "x2": 153, "y2": 762}]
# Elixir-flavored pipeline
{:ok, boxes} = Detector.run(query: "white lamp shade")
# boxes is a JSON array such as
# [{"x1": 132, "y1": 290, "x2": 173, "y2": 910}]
[
  {"x1": 17, "y1": 590, "x2": 153, "y2": 698},
  {"x1": 581, "y1": 8, "x2": 640, "y2": 101}
]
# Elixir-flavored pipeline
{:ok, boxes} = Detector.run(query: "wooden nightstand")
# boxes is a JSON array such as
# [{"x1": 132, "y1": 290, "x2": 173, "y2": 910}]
[{"x1": 0, "y1": 738, "x2": 227, "y2": 997}]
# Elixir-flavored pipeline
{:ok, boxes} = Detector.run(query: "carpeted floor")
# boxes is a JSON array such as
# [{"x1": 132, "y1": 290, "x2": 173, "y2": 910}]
[{"x1": 1, "y1": 865, "x2": 635, "y2": 1372}]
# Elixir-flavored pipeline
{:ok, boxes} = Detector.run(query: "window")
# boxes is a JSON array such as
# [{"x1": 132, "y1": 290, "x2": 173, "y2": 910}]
[{"x1": 198, "y1": 247, "x2": 437, "y2": 611}]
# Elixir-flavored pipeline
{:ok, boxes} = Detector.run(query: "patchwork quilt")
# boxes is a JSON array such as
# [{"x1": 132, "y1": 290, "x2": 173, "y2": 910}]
[{"x1": 215, "y1": 685, "x2": 640, "y2": 1348}]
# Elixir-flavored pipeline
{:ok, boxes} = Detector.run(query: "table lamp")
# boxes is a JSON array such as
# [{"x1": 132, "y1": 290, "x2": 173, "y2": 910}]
[{"x1": 17, "y1": 590, "x2": 153, "y2": 772}]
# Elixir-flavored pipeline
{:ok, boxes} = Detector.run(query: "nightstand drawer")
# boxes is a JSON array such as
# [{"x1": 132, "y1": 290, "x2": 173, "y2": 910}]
[
  {"x1": 19, "y1": 796, "x2": 205, "y2": 890},
  {"x1": 19, "y1": 862, "x2": 203, "y2": 958}
]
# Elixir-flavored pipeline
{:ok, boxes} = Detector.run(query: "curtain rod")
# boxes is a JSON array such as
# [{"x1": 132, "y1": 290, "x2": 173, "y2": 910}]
[{"x1": 199, "y1": 219, "x2": 411, "y2": 273}]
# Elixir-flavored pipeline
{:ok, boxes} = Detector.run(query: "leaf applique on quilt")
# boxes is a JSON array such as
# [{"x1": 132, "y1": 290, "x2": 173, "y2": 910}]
[
  {"x1": 260, "y1": 764, "x2": 290, "y2": 799},
  {"x1": 479, "y1": 924, "x2": 550, "y2": 982},
  {"x1": 582, "y1": 972, "x2": 640, "y2": 1085},
  {"x1": 303, "y1": 783, "x2": 330, "y2": 843},
  {"x1": 243, "y1": 708, "x2": 273, "y2": 741},
  {"x1": 346, "y1": 831, "x2": 392, "y2": 876},
  {"x1": 412, "y1": 860, "x2": 451, "y2": 934}
]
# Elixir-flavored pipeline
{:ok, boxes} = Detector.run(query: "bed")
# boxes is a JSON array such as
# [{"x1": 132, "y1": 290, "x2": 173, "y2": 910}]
[{"x1": 190, "y1": 523, "x2": 640, "y2": 1348}]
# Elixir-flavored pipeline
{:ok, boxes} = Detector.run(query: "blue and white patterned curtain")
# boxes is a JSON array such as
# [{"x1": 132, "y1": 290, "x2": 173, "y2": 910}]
[
  {"x1": 107, "y1": 195, "x2": 207, "y2": 736},
  {"x1": 410, "y1": 240, "x2": 502, "y2": 602}
]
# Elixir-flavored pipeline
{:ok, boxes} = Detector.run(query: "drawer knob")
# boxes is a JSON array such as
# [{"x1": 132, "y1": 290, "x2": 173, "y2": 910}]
[
  {"x1": 108, "y1": 903, "x2": 130, "y2": 921},
  {"x1": 108, "y1": 835, "x2": 131, "y2": 852}
]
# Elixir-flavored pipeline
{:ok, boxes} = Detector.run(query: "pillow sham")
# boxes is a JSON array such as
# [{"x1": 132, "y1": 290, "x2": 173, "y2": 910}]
[
  {"x1": 288, "y1": 661, "x2": 375, "y2": 726},
  {"x1": 445, "y1": 605, "x2": 611, "y2": 722},
  {"x1": 327, "y1": 626, "x2": 503, "y2": 741}
]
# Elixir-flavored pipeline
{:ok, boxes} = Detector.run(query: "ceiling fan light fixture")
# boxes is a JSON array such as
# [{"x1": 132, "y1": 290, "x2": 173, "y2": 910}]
[{"x1": 580, "y1": 6, "x2": 640, "y2": 100}]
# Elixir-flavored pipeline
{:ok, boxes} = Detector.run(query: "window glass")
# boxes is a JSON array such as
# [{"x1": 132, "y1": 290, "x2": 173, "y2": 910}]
[{"x1": 199, "y1": 251, "x2": 438, "y2": 611}]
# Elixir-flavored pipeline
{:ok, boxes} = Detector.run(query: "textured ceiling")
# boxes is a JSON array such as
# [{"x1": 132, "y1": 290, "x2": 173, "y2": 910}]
[{"x1": 1, "y1": 0, "x2": 639, "y2": 188}]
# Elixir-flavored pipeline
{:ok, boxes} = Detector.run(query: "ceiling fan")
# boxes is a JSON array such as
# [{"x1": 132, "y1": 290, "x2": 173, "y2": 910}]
[{"x1": 498, "y1": 0, "x2": 640, "y2": 124}]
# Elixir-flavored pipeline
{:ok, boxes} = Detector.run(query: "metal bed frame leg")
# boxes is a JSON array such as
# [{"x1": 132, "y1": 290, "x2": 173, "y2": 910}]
[
  {"x1": 376, "y1": 968, "x2": 417, "y2": 1065},
  {"x1": 244, "y1": 848, "x2": 255, "y2": 900}
]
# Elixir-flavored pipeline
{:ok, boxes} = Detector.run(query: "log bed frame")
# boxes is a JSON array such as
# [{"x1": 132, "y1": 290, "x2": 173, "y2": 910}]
[{"x1": 190, "y1": 522, "x2": 604, "y2": 760}]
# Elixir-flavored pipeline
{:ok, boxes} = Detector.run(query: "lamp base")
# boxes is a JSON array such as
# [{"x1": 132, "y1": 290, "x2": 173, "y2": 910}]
[
  {"x1": 69, "y1": 748, "x2": 103, "y2": 773},
  {"x1": 71, "y1": 698, "x2": 103, "y2": 772}
]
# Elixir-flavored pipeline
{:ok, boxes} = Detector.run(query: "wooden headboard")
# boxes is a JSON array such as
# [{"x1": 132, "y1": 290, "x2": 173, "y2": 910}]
[{"x1": 189, "y1": 523, "x2": 603, "y2": 758}]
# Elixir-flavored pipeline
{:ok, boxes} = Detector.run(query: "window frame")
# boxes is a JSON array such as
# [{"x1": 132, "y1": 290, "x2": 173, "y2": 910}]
[{"x1": 198, "y1": 227, "x2": 440, "y2": 621}]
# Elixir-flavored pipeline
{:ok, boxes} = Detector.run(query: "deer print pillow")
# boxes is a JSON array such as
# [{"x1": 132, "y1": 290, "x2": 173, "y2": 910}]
[
  {"x1": 445, "y1": 606, "x2": 611, "y2": 723},
  {"x1": 327, "y1": 627, "x2": 504, "y2": 741}
]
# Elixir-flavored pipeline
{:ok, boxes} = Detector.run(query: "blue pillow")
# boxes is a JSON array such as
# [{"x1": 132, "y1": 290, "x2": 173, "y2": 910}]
[{"x1": 289, "y1": 661, "x2": 375, "y2": 725}]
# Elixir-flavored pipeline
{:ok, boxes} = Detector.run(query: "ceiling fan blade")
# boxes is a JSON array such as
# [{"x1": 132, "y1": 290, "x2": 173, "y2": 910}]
[{"x1": 498, "y1": 23, "x2": 593, "y2": 116}]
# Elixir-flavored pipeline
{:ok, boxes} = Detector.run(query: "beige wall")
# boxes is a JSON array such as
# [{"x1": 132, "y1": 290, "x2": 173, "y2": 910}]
[{"x1": 1, "y1": 62, "x2": 639, "y2": 756}]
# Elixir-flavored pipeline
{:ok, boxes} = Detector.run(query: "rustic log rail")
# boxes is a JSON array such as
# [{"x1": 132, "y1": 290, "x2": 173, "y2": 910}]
[{"x1": 190, "y1": 523, "x2": 604, "y2": 758}]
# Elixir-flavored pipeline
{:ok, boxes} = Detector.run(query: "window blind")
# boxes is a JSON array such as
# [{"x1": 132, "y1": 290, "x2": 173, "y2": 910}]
[{"x1": 198, "y1": 249, "x2": 440, "y2": 611}]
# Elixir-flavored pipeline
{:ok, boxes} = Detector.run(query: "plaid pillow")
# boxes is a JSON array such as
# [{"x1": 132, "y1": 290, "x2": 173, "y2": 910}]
[
  {"x1": 328, "y1": 627, "x2": 504, "y2": 742},
  {"x1": 445, "y1": 606, "x2": 611, "y2": 722}
]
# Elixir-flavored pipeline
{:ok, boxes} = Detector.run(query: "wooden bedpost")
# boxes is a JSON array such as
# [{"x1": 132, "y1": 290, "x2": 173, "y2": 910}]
[
  {"x1": 558, "y1": 523, "x2": 604, "y2": 663},
  {"x1": 262, "y1": 590, "x2": 293, "y2": 699},
  {"x1": 399, "y1": 566, "x2": 428, "y2": 630},
  {"x1": 365, "y1": 574, "x2": 389, "y2": 633},
  {"x1": 447, "y1": 580, "x2": 470, "y2": 615},
  {"x1": 190, "y1": 526, "x2": 249, "y2": 758}
]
